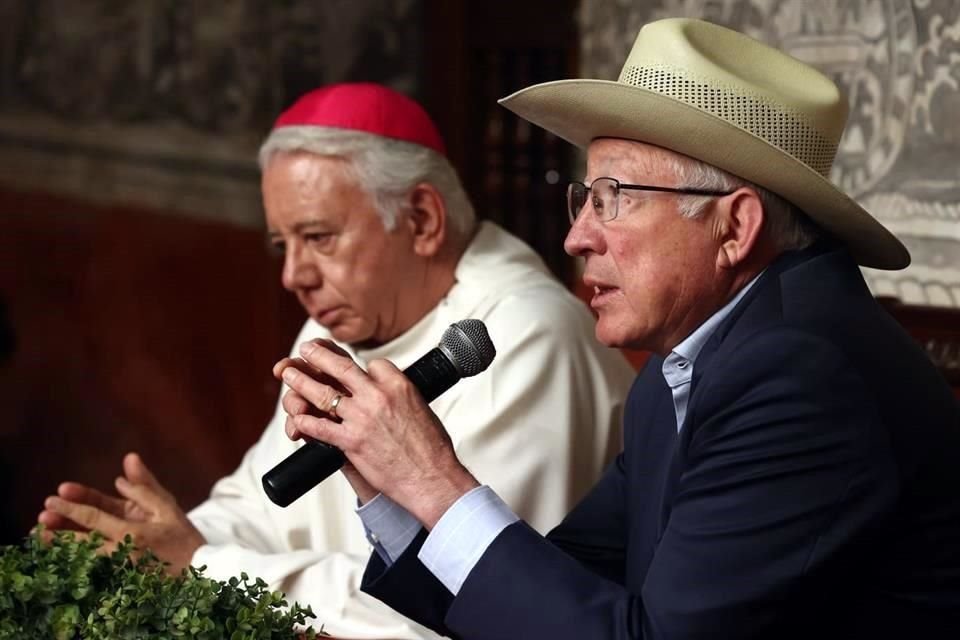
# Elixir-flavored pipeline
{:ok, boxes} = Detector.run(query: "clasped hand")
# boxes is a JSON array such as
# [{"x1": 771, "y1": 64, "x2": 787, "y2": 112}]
[{"x1": 274, "y1": 339, "x2": 479, "y2": 529}]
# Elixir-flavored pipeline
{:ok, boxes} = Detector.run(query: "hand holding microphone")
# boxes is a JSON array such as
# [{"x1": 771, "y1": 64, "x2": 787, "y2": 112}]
[{"x1": 264, "y1": 319, "x2": 496, "y2": 508}]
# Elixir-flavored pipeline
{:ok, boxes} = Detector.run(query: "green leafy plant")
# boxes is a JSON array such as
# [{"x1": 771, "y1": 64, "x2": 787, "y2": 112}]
[{"x1": 0, "y1": 528, "x2": 322, "y2": 639}]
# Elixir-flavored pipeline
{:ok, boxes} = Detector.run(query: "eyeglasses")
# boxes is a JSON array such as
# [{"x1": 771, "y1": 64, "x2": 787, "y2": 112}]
[{"x1": 566, "y1": 177, "x2": 733, "y2": 223}]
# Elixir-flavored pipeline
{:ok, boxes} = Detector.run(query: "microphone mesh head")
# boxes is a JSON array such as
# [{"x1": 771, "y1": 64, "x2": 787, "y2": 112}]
[{"x1": 440, "y1": 319, "x2": 496, "y2": 377}]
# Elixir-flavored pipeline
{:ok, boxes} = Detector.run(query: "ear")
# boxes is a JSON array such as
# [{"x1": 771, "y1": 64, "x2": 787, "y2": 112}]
[
  {"x1": 403, "y1": 182, "x2": 447, "y2": 258},
  {"x1": 715, "y1": 187, "x2": 765, "y2": 270}
]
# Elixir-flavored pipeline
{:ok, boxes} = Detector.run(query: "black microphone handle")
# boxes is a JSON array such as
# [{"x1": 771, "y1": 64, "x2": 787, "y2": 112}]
[
  {"x1": 262, "y1": 348, "x2": 462, "y2": 507},
  {"x1": 261, "y1": 441, "x2": 345, "y2": 507},
  {"x1": 401, "y1": 346, "x2": 461, "y2": 404}
]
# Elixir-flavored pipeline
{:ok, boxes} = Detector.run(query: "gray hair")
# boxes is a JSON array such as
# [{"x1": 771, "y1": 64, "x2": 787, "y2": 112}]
[
  {"x1": 664, "y1": 153, "x2": 819, "y2": 253},
  {"x1": 259, "y1": 127, "x2": 476, "y2": 246}
]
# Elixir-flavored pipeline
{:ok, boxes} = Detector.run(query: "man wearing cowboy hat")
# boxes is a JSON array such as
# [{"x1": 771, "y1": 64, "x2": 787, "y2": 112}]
[
  {"x1": 36, "y1": 82, "x2": 636, "y2": 639},
  {"x1": 277, "y1": 19, "x2": 960, "y2": 638}
]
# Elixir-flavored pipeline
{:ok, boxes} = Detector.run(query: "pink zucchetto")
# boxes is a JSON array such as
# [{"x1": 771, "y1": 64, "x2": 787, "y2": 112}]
[{"x1": 272, "y1": 82, "x2": 446, "y2": 156}]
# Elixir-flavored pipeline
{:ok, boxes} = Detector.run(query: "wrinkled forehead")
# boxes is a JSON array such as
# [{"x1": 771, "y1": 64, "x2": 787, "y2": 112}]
[
  {"x1": 584, "y1": 138, "x2": 683, "y2": 182},
  {"x1": 261, "y1": 153, "x2": 382, "y2": 226}
]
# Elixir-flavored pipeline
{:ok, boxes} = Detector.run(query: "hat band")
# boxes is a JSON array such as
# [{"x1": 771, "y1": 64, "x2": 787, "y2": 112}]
[{"x1": 618, "y1": 63, "x2": 838, "y2": 177}]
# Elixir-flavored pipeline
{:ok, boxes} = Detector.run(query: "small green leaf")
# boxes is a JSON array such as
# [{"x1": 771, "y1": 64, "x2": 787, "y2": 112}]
[{"x1": 0, "y1": 529, "x2": 319, "y2": 638}]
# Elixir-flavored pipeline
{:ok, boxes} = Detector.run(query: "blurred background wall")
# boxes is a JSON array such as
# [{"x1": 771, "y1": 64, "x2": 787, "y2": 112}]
[{"x1": 0, "y1": 0, "x2": 957, "y2": 544}]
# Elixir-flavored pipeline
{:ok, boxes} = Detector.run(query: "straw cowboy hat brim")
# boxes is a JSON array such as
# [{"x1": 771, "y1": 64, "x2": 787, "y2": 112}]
[{"x1": 498, "y1": 19, "x2": 910, "y2": 270}]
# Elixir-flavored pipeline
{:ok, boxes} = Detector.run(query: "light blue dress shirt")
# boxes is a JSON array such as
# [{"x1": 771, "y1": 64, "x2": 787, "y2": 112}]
[
  {"x1": 661, "y1": 273, "x2": 761, "y2": 431},
  {"x1": 359, "y1": 272, "x2": 764, "y2": 595}
]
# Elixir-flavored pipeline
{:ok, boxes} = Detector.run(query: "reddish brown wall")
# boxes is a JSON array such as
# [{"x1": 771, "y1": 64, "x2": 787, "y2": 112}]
[{"x1": 0, "y1": 188, "x2": 304, "y2": 543}]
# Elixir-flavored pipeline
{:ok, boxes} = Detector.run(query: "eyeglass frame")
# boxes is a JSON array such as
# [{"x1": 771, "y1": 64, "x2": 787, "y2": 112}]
[{"x1": 566, "y1": 177, "x2": 733, "y2": 224}]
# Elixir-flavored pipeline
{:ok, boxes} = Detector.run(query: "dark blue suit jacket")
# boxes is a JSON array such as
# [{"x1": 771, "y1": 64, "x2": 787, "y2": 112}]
[{"x1": 363, "y1": 246, "x2": 960, "y2": 638}]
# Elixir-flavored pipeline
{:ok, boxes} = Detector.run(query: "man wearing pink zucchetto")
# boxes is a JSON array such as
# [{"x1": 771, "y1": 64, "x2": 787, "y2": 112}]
[{"x1": 38, "y1": 83, "x2": 635, "y2": 638}]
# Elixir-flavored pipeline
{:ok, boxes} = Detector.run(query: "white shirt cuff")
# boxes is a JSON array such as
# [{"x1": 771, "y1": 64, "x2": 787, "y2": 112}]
[
  {"x1": 357, "y1": 493, "x2": 421, "y2": 564},
  {"x1": 418, "y1": 485, "x2": 518, "y2": 595}
]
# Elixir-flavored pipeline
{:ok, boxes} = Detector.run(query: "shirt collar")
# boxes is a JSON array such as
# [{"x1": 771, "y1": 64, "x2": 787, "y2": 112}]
[{"x1": 663, "y1": 270, "x2": 765, "y2": 382}]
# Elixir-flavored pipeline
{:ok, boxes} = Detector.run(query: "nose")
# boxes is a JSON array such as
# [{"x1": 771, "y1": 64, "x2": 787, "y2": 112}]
[
  {"x1": 564, "y1": 204, "x2": 604, "y2": 258},
  {"x1": 280, "y1": 242, "x2": 319, "y2": 292}
]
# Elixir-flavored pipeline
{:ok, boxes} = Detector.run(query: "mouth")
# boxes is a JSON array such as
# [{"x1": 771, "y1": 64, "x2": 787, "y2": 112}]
[
  {"x1": 313, "y1": 306, "x2": 345, "y2": 326},
  {"x1": 583, "y1": 278, "x2": 619, "y2": 309},
  {"x1": 591, "y1": 285, "x2": 619, "y2": 306}
]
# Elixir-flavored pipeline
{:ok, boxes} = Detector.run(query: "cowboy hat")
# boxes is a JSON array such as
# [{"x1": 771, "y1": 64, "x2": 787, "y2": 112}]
[{"x1": 498, "y1": 18, "x2": 909, "y2": 270}]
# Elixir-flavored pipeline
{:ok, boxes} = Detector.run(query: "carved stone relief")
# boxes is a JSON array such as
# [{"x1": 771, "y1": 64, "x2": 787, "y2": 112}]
[
  {"x1": 580, "y1": 0, "x2": 960, "y2": 307},
  {"x1": 0, "y1": 0, "x2": 423, "y2": 227}
]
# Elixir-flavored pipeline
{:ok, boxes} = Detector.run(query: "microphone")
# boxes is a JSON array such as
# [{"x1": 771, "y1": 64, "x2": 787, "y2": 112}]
[{"x1": 262, "y1": 318, "x2": 496, "y2": 507}]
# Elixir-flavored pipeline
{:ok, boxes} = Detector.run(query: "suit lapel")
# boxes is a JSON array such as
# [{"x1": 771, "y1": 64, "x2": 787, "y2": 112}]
[{"x1": 684, "y1": 245, "x2": 825, "y2": 430}]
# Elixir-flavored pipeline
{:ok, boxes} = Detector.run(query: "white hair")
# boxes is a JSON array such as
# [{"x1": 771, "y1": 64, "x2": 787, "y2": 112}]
[
  {"x1": 259, "y1": 127, "x2": 476, "y2": 246},
  {"x1": 663, "y1": 152, "x2": 819, "y2": 253}
]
